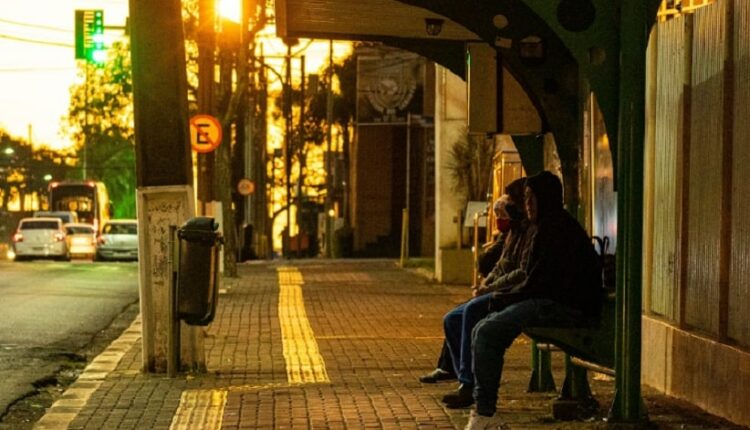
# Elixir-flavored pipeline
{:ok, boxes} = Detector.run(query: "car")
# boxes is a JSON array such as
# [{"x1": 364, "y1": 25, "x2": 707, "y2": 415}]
[
  {"x1": 65, "y1": 223, "x2": 97, "y2": 259},
  {"x1": 12, "y1": 217, "x2": 71, "y2": 261},
  {"x1": 95, "y1": 220, "x2": 138, "y2": 261},
  {"x1": 33, "y1": 211, "x2": 79, "y2": 225}
]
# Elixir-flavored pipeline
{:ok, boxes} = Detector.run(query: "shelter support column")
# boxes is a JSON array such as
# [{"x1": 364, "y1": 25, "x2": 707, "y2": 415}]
[
  {"x1": 467, "y1": 43, "x2": 499, "y2": 135},
  {"x1": 129, "y1": 0, "x2": 204, "y2": 373},
  {"x1": 434, "y1": 65, "x2": 470, "y2": 283},
  {"x1": 612, "y1": 0, "x2": 648, "y2": 421}
]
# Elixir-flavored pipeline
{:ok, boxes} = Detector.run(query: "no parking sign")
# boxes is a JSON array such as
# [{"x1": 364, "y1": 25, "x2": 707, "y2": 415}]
[{"x1": 190, "y1": 114, "x2": 222, "y2": 153}]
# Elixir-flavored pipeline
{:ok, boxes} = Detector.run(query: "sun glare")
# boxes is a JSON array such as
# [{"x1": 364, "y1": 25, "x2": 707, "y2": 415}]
[{"x1": 217, "y1": 0, "x2": 241, "y2": 22}]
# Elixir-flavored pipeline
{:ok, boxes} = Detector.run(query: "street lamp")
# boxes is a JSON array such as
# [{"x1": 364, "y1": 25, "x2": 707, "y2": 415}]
[{"x1": 3, "y1": 148, "x2": 14, "y2": 156}]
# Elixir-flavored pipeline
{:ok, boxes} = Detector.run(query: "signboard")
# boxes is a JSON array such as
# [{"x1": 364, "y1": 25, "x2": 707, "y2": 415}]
[
  {"x1": 463, "y1": 201, "x2": 488, "y2": 228},
  {"x1": 356, "y1": 49, "x2": 424, "y2": 125},
  {"x1": 190, "y1": 114, "x2": 222, "y2": 153},
  {"x1": 237, "y1": 178, "x2": 255, "y2": 196}
]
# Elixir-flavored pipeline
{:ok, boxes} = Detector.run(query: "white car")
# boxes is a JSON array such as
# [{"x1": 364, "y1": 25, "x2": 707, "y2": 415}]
[
  {"x1": 95, "y1": 220, "x2": 138, "y2": 261},
  {"x1": 65, "y1": 223, "x2": 97, "y2": 259},
  {"x1": 12, "y1": 217, "x2": 71, "y2": 261}
]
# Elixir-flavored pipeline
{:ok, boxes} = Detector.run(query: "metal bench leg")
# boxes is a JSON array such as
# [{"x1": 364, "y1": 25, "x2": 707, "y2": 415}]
[
  {"x1": 527, "y1": 340, "x2": 556, "y2": 392},
  {"x1": 552, "y1": 354, "x2": 599, "y2": 420}
]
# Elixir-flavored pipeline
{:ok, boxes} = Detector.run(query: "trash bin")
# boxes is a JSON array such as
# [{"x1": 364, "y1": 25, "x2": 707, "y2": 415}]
[{"x1": 176, "y1": 217, "x2": 223, "y2": 326}]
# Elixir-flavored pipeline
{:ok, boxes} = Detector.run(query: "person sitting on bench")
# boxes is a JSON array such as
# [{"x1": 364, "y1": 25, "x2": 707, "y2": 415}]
[
  {"x1": 432, "y1": 179, "x2": 532, "y2": 408},
  {"x1": 419, "y1": 184, "x2": 526, "y2": 385},
  {"x1": 464, "y1": 171, "x2": 602, "y2": 430}
]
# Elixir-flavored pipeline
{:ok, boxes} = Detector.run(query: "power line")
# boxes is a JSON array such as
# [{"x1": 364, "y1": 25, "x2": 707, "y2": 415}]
[
  {"x1": 0, "y1": 33, "x2": 73, "y2": 48},
  {"x1": 0, "y1": 66, "x2": 75, "y2": 73},
  {"x1": 0, "y1": 18, "x2": 72, "y2": 33}
]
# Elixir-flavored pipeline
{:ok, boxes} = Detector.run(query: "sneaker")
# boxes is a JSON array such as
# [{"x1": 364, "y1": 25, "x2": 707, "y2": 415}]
[
  {"x1": 419, "y1": 368, "x2": 457, "y2": 383},
  {"x1": 441, "y1": 383, "x2": 474, "y2": 408},
  {"x1": 464, "y1": 410, "x2": 509, "y2": 430}
]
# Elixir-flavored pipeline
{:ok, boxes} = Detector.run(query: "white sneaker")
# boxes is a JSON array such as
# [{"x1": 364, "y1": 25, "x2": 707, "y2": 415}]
[{"x1": 464, "y1": 410, "x2": 509, "y2": 430}]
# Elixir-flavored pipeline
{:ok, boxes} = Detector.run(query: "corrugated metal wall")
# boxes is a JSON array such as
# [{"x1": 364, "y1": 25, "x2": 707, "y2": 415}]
[
  {"x1": 685, "y1": 2, "x2": 725, "y2": 335},
  {"x1": 651, "y1": 19, "x2": 684, "y2": 319},
  {"x1": 729, "y1": 0, "x2": 750, "y2": 346}
]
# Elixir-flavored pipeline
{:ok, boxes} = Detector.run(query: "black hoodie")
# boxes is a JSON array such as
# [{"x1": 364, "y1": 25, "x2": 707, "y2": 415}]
[{"x1": 507, "y1": 171, "x2": 603, "y2": 319}]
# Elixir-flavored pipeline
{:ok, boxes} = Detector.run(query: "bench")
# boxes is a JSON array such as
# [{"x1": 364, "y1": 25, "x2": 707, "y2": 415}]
[{"x1": 523, "y1": 293, "x2": 616, "y2": 420}]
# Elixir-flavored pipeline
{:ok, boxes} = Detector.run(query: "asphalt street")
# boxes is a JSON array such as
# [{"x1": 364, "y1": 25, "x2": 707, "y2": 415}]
[{"x1": 0, "y1": 259, "x2": 139, "y2": 422}]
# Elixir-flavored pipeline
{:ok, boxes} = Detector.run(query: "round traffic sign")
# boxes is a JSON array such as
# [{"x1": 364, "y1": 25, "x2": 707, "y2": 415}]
[
  {"x1": 190, "y1": 114, "x2": 222, "y2": 153},
  {"x1": 237, "y1": 178, "x2": 255, "y2": 196}
]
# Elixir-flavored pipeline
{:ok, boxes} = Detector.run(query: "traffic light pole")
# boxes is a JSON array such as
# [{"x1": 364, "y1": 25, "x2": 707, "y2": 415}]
[{"x1": 83, "y1": 64, "x2": 88, "y2": 180}]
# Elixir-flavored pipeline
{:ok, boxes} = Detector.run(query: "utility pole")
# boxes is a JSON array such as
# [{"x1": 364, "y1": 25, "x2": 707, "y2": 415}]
[
  {"x1": 284, "y1": 43, "x2": 292, "y2": 258},
  {"x1": 297, "y1": 55, "x2": 305, "y2": 258},
  {"x1": 324, "y1": 40, "x2": 334, "y2": 257},
  {"x1": 259, "y1": 47, "x2": 270, "y2": 258},
  {"x1": 197, "y1": 0, "x2": 216, "y2": 214},
  {"x1": 129, "y1": 0, "x2": 199, "y2": 373},
  {"x1": 83, "y1": 63, "x2": 89, "y2": 180}
]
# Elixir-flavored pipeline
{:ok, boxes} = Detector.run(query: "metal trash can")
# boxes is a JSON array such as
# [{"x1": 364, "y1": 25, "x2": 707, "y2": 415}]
[{"x1": 176, "y1": 217, "x2": 223, "y2": 326}]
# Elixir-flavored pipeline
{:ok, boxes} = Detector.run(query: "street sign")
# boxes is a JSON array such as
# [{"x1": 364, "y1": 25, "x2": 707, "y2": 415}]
[
  {"x1": 237, "y1": 178, "x2": 255, "y2": 196},
  {"x1": 189, "y1": 115, "x2": 222, "y2": 153}
]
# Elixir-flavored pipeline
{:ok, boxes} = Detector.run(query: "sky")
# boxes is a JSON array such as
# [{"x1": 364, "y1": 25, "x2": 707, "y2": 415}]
[
  {"x1": 0, "y1": 1, "x2": 351, "y2": 151},
  {"x1": 0, "y1": 0, "x2": 129, "y2": 150}
]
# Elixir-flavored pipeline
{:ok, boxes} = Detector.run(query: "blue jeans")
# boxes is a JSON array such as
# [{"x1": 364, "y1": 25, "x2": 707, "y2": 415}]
[
  {"x1": 471, "y1": 299, "x2": 584, "y2": 416},
  {"x1": 443, "y1": 293, "x2": 493, "y2": 385}
]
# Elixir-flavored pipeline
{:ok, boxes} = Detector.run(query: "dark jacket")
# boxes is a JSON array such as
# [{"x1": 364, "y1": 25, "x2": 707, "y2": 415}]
[
  {"x1": 502, "y1": 172, "x2": 603, "y2": 319},
  {"x1": 477, "y1": 232, "x2": 506, "y2": 278}
]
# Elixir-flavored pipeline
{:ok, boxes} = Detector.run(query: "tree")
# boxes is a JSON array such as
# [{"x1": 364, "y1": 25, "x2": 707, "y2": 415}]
[
  {"x1": 64, "y1": 40, "x2": 136, "y2": 219},
  {"x1": 0, "y1": 129, "x2": 73, "y2": 240},
  {"x1": 446, "y1": 130, "x2": 495, "y2": 205}
]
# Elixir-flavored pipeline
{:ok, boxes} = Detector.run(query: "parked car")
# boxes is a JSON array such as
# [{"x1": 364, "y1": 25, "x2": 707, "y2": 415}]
[
  {"x1": 95, "y1": 220, "x2": 138, "y2": 261},
  {"x1": 12, "y1": 217, "x2": 70, "y2": 261},
  {"x1": 65, "y1": 223, "x2": 97, "y2": 259},
  {"x1": 33, "y1": 211, "x2": 79, "y2": 224}
]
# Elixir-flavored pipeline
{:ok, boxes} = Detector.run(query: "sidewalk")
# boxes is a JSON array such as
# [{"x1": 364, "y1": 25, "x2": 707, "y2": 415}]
[{"x1": 33, "y1": 260, "x2": 746, "y2": 430}]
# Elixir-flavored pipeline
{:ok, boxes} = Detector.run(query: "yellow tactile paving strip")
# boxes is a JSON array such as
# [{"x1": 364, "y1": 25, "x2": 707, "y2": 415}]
[
  {"x1": 168, "y1": 266, "x2": 328, "y2": 430},
  {"x1": 277, "y1": 266, "x2": 330, "y2": 384},
  {"x1": 169, "y1": 389, "x2": 227, "y2": 430}
]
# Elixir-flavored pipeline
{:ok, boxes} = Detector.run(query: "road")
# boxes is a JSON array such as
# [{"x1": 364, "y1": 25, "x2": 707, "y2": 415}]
[{"x1": 0, "y1": 259, "x2": 139, "y2": 420}]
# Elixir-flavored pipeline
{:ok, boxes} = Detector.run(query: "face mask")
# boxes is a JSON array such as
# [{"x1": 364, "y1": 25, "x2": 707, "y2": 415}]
[{"x1": 496, "y1": 217, "x2": 511, "y2": 233}]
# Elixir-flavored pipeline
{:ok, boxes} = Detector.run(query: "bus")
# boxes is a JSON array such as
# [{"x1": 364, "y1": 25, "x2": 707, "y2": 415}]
[{"x1": 48, "y1": 181, "x2": 111, "y2": 233}]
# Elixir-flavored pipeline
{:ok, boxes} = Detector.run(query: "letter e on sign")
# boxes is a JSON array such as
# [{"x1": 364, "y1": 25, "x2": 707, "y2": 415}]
[{"x1": 190, "y1": 114, "x2": 222, "y2": 153}]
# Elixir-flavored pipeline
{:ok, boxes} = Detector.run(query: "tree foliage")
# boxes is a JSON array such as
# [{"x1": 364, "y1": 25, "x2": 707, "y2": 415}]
[
  {"x1": 0, "y1": 131, "x2": 72, "y2": 211},
  {"x1": 446, "y1": 130, "x2": 495, "y2": 204},
  {"x1": 64, "y1": 41, "x2": 136, "y2": 219}
]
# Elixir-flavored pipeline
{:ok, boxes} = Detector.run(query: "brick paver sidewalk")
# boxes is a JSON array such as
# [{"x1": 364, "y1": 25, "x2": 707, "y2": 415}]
[{"x1": 33, "y1": 260, "x2": 747, "y2": 430}]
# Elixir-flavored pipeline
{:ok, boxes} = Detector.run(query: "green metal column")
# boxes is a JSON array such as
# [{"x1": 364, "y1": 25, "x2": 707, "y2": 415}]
[{"x1": 611, "y1": 0, "x2": 648, "y2": 422}]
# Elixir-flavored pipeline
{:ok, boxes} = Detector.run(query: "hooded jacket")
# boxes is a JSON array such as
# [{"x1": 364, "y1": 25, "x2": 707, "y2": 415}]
[
  {"x1": 478, "y1": 177, "x2": 528, "y2": 278},
  {"x1": 506, "y1": 171, "x2": 603, "y2": 319}
]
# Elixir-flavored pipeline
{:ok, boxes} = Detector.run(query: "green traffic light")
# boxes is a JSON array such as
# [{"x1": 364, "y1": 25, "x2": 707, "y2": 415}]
[
  {"x1": 92, "y1": 49, "x2": 107, "y2": 64},
  {"x1": 75, "y1": 9, "x2": 106, "y2": 64}
]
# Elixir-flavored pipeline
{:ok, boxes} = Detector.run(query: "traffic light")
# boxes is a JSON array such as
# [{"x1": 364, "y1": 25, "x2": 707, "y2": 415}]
[{"x1": 75, "y1": 10, "x2": 106, "y2": 64}]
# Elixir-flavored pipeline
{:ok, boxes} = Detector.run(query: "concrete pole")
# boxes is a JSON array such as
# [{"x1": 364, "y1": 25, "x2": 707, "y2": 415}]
[
  {"x1": 129, "y1": 0, "x2": 201, "y2": 373},
  {"x1": 197, "y1": 0, "x2": 216, "y2": 214}
]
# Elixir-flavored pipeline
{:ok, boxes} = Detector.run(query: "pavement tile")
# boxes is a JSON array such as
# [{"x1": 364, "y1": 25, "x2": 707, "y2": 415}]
[{"x1": 41, "y1": 259, "x2": 749, "y2": 430}]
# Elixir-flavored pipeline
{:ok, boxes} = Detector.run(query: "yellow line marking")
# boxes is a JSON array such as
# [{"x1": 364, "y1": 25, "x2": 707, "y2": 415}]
[
  {"x1": 169, "y1": 389, "x2": 227, "y2": 430},
  {"x1": 277, "y1": 266, "x2": 330, "y2": 384}
]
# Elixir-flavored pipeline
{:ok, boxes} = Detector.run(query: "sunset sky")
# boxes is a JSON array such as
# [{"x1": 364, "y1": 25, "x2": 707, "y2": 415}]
[
  {"x1": 0, "y1": 0, "x2": 129, "y2": 150},
  {"x1": 0, "y1": 1, "x2": 350, "y2": 151}
]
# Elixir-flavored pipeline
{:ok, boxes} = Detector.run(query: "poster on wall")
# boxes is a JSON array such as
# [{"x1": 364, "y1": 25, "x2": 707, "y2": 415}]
[{"x1": 356, "y1": 53, "x2": 424, "y2": 125}]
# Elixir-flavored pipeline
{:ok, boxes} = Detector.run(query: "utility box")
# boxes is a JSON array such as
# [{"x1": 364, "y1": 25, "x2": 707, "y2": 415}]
[{"x1": 177, "y1": 217, "x2": 223, "y2": 326}]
